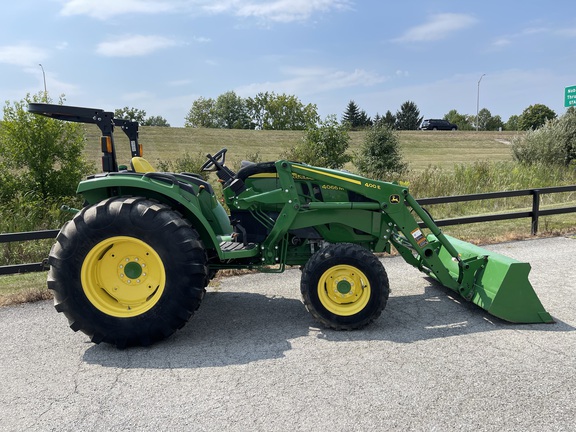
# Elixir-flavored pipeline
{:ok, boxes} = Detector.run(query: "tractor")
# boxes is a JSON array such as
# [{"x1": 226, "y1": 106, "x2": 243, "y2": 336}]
[{"x1": 29, "y1": 103, "x2": 553, "y2": 348}]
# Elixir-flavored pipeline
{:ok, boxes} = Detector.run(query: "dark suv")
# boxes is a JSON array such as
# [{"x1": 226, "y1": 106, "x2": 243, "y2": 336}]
[{"x1": 420, "y1": 119, "x2": 458, "y2": 131}]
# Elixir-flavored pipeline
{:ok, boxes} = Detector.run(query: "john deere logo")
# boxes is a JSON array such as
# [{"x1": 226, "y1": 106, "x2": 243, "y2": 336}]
[{"x1": 390, "y1": 195, "x2": 400, "y2": 204}]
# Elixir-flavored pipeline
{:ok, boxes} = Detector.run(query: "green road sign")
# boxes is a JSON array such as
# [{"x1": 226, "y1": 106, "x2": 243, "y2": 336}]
[{"x1": 565, "y1": 85, "x2": 576, "y2": 107}]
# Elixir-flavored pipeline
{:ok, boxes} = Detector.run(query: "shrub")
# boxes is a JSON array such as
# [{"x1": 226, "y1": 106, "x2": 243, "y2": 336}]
[
  {"x1": 282, "y1": 115, "x2": 351, "y2": 169},
  {"x1": 0, "y1": 93, "x2": 92, "y2": 201},
  {"x1": 354, "y1": 124, "x2": 408, "y2": 180},
  {"x1": 155, "y1": 151, "x2": 209, "y2": 180},
  {"x1": 511, "y1": 108, "x2": 576, "y2": 166}
]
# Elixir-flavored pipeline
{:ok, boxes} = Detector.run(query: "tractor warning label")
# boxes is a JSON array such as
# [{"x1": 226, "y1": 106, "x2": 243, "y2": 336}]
[{"x1": 411, "y1": 228, "x2": 428, "y2": 247}]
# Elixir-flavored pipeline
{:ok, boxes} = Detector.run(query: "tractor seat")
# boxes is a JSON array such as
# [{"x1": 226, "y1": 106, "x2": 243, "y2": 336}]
[{"x1": 131, "y1": 157, "x2": 156, "y2": 173}]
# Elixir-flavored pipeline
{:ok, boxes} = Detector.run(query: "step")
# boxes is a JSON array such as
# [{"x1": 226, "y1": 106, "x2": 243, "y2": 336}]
[{"x1": 219, "y1": 241, "x2": 260, "y2": 258}]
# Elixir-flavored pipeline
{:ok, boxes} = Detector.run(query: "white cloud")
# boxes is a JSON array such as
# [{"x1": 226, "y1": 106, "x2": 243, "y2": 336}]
[
  {"x1": 231, "y1": 0, "x2": 352, "y2": 23},
  {"x1": 96, "y1": 35, "x2": 180, "y2": 57},
  {"x1": 192, "y1": 36, "x2": 211, "y2": 43},
  {"x1": 556, "y1": 28, "x2": 576, "y2": 38},
  {"x1": 317, "y1": 68, "x2": 386, "y2": 90},
  {"x1": 394, "y1": 13, "x2": 477, "y2": 43},
  {"x1": 0, "y1": 43, "x2": 48, "y2": 67},
  {"x1": 236, "y1": 67, "x2": 386, "y2": 97},
  {"x1": 60, "y1": 0, "x2": 351, "y2": 23},
  {"x1": 491, "y1": 27, "x2": 550, "y2": 50},
  {"x1": 60, "y1": 0, "x2": 176, "y2": 20},
  {"x1": 492, "y1": 38, "x2": 512, "y2": 48}
]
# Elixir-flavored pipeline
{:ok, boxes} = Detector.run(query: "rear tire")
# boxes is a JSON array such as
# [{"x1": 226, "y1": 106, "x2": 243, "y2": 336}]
[
  {"x1": 300, "y1": 243, "x2": 389, "y2": 330},
  {"x1": 47, "y1": 197, "x2": 208, "y2": 348}
]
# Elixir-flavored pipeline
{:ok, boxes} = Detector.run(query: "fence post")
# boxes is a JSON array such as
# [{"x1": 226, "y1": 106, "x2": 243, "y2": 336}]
[{"x1": 531, "y1": 190, "x2": 541, "y2": 235}]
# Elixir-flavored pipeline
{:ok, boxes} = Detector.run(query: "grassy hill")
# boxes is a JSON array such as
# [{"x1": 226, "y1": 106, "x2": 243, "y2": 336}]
[{"x1": 83, "y1": 125, "x2": 518, "y2": 172}]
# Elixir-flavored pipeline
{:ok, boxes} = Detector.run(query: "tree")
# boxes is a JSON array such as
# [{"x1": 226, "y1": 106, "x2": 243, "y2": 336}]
[
  {"x1": 342, "y1": 100, "x2": 360, "y2": 126},
  {"x1": 214, "y1": 91, "x2": 319, "y2": 130},
  {"x1": 358, "y1": 109, "x2": 372, "y2": 128},
  {"x1": 505, "y1": 115, "x2": 520, "y2": 131},
  {"x1": 245, "y1": 92, "x2": 271, "y2": 129},
  {"x1": 518, "y1": 104, "x2": 557, "y2": 130},
  {"x1": 395, "y1": 101, "x2": 422, "y2": 130},
  {"x1": 115, "y1": 107, "x2": 170, "y2": 127},
  {"x1": 477, "y1": 108, "x2": 504, "y2": 131},
  {"x1": 444, "y1": 109, "x2": 473, "y2": 130},
  {"x1": 486, "y1": 114, "x2": 504, "y2": 131},
  {"x1": 342, "y1": 100, "x2": 371, "y2": 129},
  {"x1": 184, "y1": 97, "x2": 217, "y2": 128},
  {"x1": 114, "y1": 107, "x2": 147, "y2": 124},
  {"x1": 282, "y1": 115, "x2": 351, "y2": 168},
  {"x1": 142, "y1": 115, "x2": 170, "y2": 127},
  {"x1": 262, "y1": 93, "x2": 319, "y2": 130},
  {"x1": 0, "y1": 93, "x2": 91, "y2": 201},
  {"x1": 354, "y1": 124, "x2": 408, "y2": 180},
  {"x1": 215, "y1": 91, "x2": 250, "y2": 129},
  {"x1": 380, "y1": 110, "x2": 397, "y2": 128}
]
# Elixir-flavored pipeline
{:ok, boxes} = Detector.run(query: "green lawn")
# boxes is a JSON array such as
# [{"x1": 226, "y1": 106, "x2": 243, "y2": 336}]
[{"x1": 84, "y1": 126, "x2": 518, "y2": 172}]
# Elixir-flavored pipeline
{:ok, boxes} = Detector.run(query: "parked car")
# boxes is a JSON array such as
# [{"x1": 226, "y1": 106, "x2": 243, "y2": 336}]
[{"x1": 420, "y1": 119, "x2": 458, "y2": 131}]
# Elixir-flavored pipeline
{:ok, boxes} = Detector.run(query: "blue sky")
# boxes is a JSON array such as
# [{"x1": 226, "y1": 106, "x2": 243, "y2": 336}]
[{"x1": 1, "y1": 0, "x2": 575, "y2": 126}]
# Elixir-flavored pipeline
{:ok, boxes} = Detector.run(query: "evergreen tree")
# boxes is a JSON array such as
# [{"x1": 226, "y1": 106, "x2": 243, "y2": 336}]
[
  {"x1": 342, "y1": 100, "x2": 372, "y2": 129},
  {"x1": 395, "y1": 101, "x2": 422, "y2": 130},
  {"x1": 354, "y1": 124, "x2": 408, "y2": 180},
  {"x1": 358, "y1": 110, "x2": 372, "y2": 128},
  {"x1": 382, "y1": 110, "x2": 397, "y2": 128},
  {"x1": 342, "y1": 100, "x2": 361, "y2": 128}
]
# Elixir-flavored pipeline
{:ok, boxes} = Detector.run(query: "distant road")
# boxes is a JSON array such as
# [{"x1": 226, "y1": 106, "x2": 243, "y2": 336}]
[{"x1": 1, "y1": 236, "x2": 574, "y2": 432}]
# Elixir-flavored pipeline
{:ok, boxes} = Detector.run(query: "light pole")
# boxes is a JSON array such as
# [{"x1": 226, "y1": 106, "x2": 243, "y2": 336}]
[
  {"x1": 39, "y1": 63, "x2": 47, "y2": 99},
  {"x1": 476, "y1": 73, "x2": 486, "y2": 131}
]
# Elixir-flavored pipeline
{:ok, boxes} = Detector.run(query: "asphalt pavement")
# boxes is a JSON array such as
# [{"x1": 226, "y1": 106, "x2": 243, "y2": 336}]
[{"x1": 1, "y1": 236, "x2": 575, "y2": 432}]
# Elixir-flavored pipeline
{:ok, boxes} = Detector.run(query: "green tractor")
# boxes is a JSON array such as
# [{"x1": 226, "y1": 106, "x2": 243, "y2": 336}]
[{"x1": 29, "y1": 103, "x2": 553, "y2": 348}]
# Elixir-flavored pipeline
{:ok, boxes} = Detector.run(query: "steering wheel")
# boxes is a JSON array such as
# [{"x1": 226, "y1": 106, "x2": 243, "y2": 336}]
[{"x1": 201, "y1": 148, "x2": 227, "y2": 172}]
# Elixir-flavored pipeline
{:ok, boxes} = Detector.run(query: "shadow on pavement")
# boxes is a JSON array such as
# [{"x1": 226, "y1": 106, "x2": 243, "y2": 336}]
[
  {"x1": 83, "y1": 283, "x2": 573, "y2": 369},
  {"x1": 319, "y1": 282, "x2": 574, "y2": 344},
  {"x1": 83, "y1": 291, "x2": 310, "y2": 369}
]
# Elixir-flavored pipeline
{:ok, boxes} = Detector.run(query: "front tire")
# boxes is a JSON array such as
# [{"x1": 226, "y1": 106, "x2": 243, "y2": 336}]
[
  {"x1": 47, "y1": 197, "x2": 208, "y2": 348},
  {"x1": 300, "y1": 243, "x2": 389, "y2": 330}
]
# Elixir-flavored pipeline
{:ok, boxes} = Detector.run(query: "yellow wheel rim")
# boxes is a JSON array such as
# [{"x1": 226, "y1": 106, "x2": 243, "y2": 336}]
[
  {"x1": 81, "y1": 236, "x2": 166, "y2": 318},
  {"x1": 317, "y1": 264, "x2": 371, "y2": 316}
]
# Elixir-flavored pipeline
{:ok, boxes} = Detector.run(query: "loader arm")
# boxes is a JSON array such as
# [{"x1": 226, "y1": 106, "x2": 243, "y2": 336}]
[{"x1": 223, "y1": 159, "x2": 552, "y2": 324}]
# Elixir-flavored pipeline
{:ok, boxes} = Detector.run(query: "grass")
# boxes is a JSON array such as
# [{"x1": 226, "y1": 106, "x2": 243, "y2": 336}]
[
  {"x1": 0, "y1": 272, "x2": 52, "y2": 306},
  {"x1": 2, "y1": 127, "x2": 575, "y2": 306},
  {"x1": 84, "y1": 125, "x2": 518, "y2": 172}
]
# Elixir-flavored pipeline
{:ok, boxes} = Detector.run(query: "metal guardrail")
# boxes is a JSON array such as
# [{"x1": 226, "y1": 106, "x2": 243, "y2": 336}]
[{"x1": 1, "y1": 185, "x2": 575, "y2": 276}]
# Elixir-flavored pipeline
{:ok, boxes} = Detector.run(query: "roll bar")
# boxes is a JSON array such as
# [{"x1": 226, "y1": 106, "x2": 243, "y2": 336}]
[{"x1": 28, "y1": 103, "x2": 142, "y2": 172}]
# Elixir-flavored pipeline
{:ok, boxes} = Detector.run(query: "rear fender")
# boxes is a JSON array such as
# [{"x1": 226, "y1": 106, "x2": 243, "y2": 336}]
[{"x1": 77, "y1": 174, "x2": 232, "y2": 253}]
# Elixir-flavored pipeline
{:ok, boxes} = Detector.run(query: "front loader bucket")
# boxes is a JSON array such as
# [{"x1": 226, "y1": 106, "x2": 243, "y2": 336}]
[{"x1": 428, "y1": 234, "x2": 553, "y2": 324}]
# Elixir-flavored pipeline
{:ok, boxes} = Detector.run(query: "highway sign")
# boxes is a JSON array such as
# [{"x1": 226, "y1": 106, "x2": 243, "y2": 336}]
[{"x1": 565, "y1": 85, "x2": 576, "y2": 107}]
